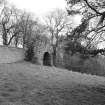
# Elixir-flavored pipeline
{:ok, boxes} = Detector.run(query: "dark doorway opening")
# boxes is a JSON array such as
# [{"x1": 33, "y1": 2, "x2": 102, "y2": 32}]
[{"x1": 43, "y1": 52, "x2": 51, "y2": 66}]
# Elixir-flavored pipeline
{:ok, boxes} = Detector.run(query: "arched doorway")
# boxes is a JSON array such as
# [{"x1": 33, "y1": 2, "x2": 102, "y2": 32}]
[{"x1": 43, "y1": 52, "x2": 51, "y2": 66}]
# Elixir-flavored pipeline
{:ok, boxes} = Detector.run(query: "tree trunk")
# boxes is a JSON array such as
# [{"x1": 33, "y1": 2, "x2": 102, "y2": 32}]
[
  {"x1": 52, "y1": 44, "x2": 58, "y2": 66},
  {"x1": 15, "y1": 36, "x2": 19, "y2": 47},
  {"x1": 52, "y1": 33, "x2": 59, "y2": 66},
  {"x1": 52, "y1": 45, "x2": 56, "y2": 66},
  {"x1": 2, "y1": 24, "x2": 8, "y2": 46},
  {"x1": 3, "y1": 33, "x2": 8, "y2": 45}
]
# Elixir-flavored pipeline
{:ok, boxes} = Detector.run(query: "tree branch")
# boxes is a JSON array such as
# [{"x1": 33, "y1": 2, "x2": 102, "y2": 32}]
[
  {"x1": 7, "y1": 33, "x2": 18, "y2": 45},
  {"x1": 84, "y1": 0, "x2": 102, "y2": 15}
]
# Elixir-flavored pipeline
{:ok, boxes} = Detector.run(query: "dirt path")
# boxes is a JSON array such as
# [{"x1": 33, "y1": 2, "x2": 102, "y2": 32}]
[{"x1": 0, "y1": 62, "x2": 105, "y2": 105}]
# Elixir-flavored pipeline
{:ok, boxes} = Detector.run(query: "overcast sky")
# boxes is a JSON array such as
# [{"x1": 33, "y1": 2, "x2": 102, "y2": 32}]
[
  {"x1": 9, "y1": 0, "x2": 67, "y2": 15},
  {"x1": 8, "y1": 0, "x2": 82, "y2": 28}
]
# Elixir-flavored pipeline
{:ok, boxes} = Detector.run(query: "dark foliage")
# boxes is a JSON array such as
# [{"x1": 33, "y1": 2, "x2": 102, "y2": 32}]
[
  {"x1": 79, "y1": 54, "x2": 90, "y2": 60},
  {"x1": 88, "y1": 49, "x2": 105, "y2": 57},
  {"x1": 24, "y1": 42, "x2": 34, "y2": 61},
  {"x1": 64, "y1": 40, "x2": 88, "y2": 55},
  {"x1": 67, "y1": 9, "x2": 81, "y2": 15},
  {"x1": 67, "y1": 19, "x2": 89, "y2": 40},
  {"x1": 64, "y1": 39, "x2": 105, "y2": 57}
]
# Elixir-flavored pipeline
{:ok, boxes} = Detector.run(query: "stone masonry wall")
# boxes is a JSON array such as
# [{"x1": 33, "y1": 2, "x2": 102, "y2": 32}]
[{"x1": 33, "y1": 40, "x2": 53, "y2": 65}]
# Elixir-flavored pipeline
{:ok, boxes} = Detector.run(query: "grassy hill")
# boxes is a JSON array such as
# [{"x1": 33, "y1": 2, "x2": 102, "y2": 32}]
[
  {"x1": 0, "y1": 46, "x2": 24, "y2": 63},
  {"x1": 0, "y1": 46, "x2": 105, "y2": 104},
  {"x1": 0, "y1": 61, "x2": 105, "y2": 105}
]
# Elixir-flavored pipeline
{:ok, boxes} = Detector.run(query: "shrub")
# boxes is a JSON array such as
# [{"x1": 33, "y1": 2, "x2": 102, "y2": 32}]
[
  {"x1": 79, "y1": 54, "x2": 90, "y2": 60},
  {"x1": 64, "y1": 53, "x2": 105, "y2": 76},
  {"x1": 24, "y1": 42, "x2": 34, "y2": 61}
]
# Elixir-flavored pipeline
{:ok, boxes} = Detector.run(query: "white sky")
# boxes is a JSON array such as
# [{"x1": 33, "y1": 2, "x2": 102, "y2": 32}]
[
  {"x1": 9, "y1": 0, "x2": 67, "y2": 16},
  {"x1": 8, "y1": 0, "x2": 82, "y2": 26}
]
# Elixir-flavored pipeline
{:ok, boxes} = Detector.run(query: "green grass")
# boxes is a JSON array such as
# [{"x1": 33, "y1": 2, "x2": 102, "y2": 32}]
[{"x1": 0, "y1": 61, "x2": 105, "y2": 105}]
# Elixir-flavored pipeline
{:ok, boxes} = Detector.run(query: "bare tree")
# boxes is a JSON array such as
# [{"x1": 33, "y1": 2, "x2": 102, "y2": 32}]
[
  {"x1": 45, "y1": 9, "x2": 69, "y2": 66},
  {"x1": 17, "y1": 11, "x2": 38, "y2": 48},
  {"x1": 0, "y1": 4, "x2": 23, "y2": 46}
]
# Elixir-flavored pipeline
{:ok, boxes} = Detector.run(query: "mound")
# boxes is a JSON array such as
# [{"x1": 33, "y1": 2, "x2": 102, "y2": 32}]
[{"x1": 0, "y1": 46, "x2": 24, "y2": 63}]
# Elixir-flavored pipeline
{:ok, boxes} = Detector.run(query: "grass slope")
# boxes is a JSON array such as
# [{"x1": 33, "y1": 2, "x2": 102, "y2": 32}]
[
  {"x1": 0, "y1": 61, "x2": 105, "y2": 105},
  {"x1": 0, "y1": 46, "x2": 24, "y2": 63}
]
